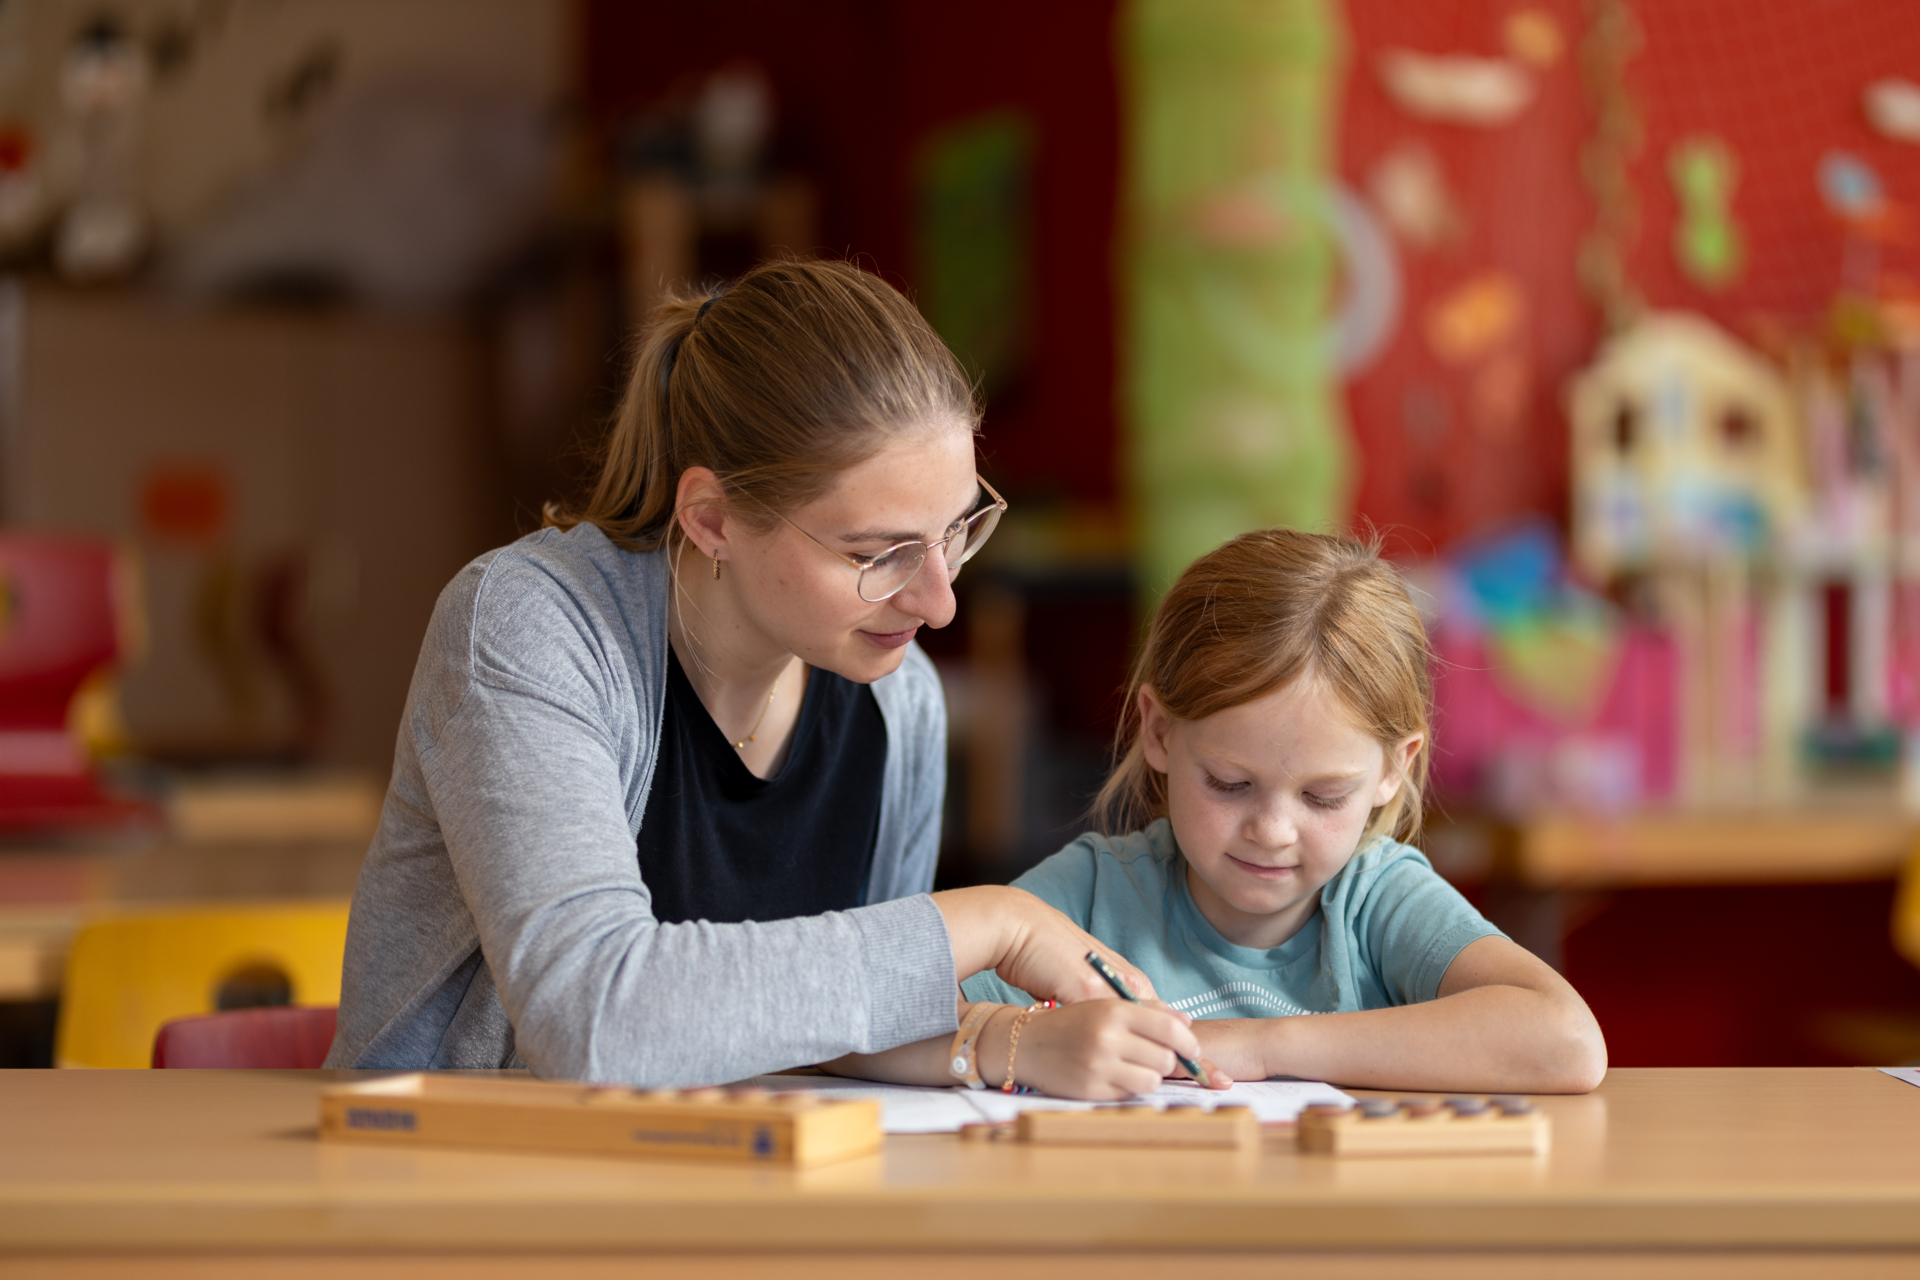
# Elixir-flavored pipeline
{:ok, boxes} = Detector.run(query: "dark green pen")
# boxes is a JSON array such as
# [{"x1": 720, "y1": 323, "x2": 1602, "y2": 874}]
[{"x1": 1085, "y1": 950, "x2": 1214, "y2": 1088}]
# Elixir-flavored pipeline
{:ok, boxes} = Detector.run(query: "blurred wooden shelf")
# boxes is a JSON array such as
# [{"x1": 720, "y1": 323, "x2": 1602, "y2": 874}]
[
  {"x1": 164, "y1": 772, "x2": 384, "y2": 845},
  {"x1": 1501, "y1": 805, "x2": 1920, "y2": 889},
  {"x1": 0, "y1": 772, "x2": 379, "y2": 1001}
]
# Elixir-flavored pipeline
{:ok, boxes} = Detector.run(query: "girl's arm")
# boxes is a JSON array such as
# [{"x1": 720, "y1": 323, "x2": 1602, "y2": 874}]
[
  {"x1": 1189, "y1": 936, "x2": 1607, "y2": 1093},
  {"x1": 826, "y1": 998, "x2": 1214, "y2": 1100}
]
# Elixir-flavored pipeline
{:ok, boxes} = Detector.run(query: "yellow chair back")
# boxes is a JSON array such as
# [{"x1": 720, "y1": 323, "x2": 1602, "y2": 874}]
[
  {"x1": 1898, "y1": 845, "x2": 1920, "y2": 973},
  {"x1": 55, "y1": 901, "x2": 350, "y2": 1068}
]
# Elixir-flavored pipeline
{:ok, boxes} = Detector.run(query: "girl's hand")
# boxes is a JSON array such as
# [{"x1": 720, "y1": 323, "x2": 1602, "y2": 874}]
[
  {"x1": 932, "y1": 886, "x2": 1159, "y2": 1005},
  {"x1": 1187, "y1": 1019, "x2": 1268, "y2": 1085},
  {"x1": 987, "y1": 1000, "x2": 1206, "y2": 1100}
]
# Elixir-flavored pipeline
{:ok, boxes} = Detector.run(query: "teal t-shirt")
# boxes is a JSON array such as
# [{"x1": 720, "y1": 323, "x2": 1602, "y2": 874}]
[{"x1": 961, "y1": 818, "x2": 1503, "y2": 1018}]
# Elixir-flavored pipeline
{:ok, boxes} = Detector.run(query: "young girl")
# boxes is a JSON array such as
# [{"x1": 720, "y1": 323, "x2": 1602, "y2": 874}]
[{"x1": 839, "y1": 528, "x2": 1604, "y2": 1096}]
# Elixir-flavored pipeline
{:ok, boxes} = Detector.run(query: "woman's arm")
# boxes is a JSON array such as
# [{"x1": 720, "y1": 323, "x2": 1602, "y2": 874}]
[
  {"x1": 1189, "y1": 936, "x2": 1607, "y2": 1093},
  {"x1": 827, "y1": 997, "x2": 1211, "y2": 1100},
  {"x1": 931, "y1": 884, "x2": 1162, "y2": 1005}
]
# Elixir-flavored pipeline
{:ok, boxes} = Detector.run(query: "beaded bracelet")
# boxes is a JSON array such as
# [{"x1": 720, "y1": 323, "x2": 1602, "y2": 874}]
[
  {"x1": 1001, "y1": 1000, "x2": 1058, "y2": 1095},
  {"x1": 947, "y1": 1002, "x2": 997, "y2": 1090}
]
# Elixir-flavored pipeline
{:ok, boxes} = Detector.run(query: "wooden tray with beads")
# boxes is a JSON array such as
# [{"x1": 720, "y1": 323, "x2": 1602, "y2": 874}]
[
  {"x1": 1297, "y1": 1096, "x2": 1549, "y2": 1157},
  {"x1": 319, "y1": 1073, "x2": 883, "y2": 1167},
  {"x1": 961, "y1": 1103, "x2": 1259, "y2": 1150}
]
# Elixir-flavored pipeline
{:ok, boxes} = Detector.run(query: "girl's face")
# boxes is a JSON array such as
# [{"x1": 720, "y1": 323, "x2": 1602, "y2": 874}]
[
  {"x1": 1140, "y1": 675, "x2": 1421, "y2": 951},
  {"x1": 726, "y1": 421, "x2": 979, "y2": 683}
]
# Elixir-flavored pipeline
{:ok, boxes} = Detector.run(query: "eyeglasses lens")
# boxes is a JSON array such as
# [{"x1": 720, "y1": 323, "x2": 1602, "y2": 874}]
[
  {"x1": 855, "y1": 501, "x2": 1003, "y2": 603},
  {"x1": 947, "y1": 503, "x2": 1001, "y2": 576},
  {"x1": 858, "y1": 545, "x2": 927, "y2": 603}
]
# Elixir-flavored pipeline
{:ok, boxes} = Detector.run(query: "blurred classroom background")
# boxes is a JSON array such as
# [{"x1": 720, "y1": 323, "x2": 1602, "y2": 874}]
[{"x1": 4, "y1": 0, "x2": 1920, "y2": 1071}]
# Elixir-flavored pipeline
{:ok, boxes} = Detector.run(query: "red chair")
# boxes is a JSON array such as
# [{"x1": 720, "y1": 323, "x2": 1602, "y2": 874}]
[{"x1": 151, "y1": 1006, "x2": 339, "y2": 1068}]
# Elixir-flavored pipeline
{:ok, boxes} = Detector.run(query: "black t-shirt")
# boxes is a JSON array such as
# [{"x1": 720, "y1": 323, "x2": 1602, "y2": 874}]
[{"x1": 635, "y1": 648, "x2": 887, "y2": 924}]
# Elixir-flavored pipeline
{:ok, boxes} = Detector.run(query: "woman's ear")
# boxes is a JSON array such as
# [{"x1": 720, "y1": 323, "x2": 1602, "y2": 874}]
[
  {"x1": 1371, "y1": 733, "x2": 1424, "y2": 806},
  {"x1": 674, "y1": 467, "x2": 729, "y2": 561},
  {"x1": 1139, "y1": 686, "x2": 1174, "y2": 773}
]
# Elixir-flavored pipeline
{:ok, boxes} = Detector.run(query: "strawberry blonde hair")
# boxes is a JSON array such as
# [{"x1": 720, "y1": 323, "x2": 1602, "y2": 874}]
[{"x1": 1092, "y1": 528, "x2": 1432, "y2": 844}]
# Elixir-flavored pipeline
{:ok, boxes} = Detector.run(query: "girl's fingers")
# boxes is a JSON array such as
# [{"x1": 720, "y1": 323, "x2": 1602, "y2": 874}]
[{"x1": 1126, "y1": 1004, "x2": 1204, "y2": 1063}]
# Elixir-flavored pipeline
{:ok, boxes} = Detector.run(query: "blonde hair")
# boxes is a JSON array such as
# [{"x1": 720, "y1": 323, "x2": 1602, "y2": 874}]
[
  {"x1": 1092, "y1": 528, "x2": 1433, "y2": 845},
  {"x1": 546, "y1": 258, "x2": 978, "y2": 549}
]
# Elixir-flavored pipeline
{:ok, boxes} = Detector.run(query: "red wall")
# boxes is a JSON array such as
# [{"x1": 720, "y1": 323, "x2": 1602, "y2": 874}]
[{"x1": 1339, "y1": 0, "x2": 1920, "y2": 554}]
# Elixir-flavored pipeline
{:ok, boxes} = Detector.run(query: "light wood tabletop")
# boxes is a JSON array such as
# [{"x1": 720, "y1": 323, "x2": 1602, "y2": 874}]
[{"x1": 3, "y1": 1067, "x2": 1920, "y2": 1277}]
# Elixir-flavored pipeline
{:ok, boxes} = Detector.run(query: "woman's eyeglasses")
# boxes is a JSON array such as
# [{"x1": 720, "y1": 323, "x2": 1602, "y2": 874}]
[{"x1": 783, "y1": 476, "x2": 1007, "y2": 603}]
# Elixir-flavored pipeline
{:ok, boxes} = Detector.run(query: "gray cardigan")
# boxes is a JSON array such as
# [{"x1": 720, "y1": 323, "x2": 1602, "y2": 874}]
[{"x1": 325, "y1": 524, "x2": 960, "y2": 1083}]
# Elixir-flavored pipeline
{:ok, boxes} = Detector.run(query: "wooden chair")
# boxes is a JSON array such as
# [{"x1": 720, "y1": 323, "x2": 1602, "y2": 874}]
[
  {"x1": 55, "y1": 901, "x2": 350, "y2": 1068},
  {"x1": 151, "y1": 1005, "x2": 338, "y2": 1068}
]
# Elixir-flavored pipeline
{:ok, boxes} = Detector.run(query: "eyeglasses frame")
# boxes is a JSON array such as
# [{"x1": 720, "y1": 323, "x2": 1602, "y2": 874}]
[{"x1": 780, "y1": 475, "x2": 1009, "y2": 603}]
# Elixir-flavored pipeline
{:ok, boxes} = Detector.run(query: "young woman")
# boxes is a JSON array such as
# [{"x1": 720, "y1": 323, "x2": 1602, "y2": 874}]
[{"x1": 327, "y1": 259, "x2": 1201, "y2": 1087}]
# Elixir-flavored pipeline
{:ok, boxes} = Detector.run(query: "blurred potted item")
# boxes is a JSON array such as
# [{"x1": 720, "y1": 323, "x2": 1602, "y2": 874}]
[
  {"x1": 51, "y1": 17, "x2": 150, "y2": 284},
  {"x1": 616, "y1": 62, "x2": 817, "y2": 320}
]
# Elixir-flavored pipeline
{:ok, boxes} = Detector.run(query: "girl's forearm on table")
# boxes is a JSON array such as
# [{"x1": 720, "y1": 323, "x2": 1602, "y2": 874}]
[{"x1": 1196, "y1": 985, "x2": 1607, "y2": 1094}]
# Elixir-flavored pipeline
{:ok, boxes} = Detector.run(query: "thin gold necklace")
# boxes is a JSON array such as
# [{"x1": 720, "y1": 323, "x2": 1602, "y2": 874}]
[{"x1": 731, "y1": 669, "x2": 782, "y2": 750}]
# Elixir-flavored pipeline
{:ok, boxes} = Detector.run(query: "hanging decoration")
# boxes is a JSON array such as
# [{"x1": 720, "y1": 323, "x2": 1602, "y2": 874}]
[
  {"x1": 1668, "y1": 135, "x2": 1745, "y2": 291},
  {"x1": 1376, "y1": 49, "x2": 1533, "y2": 127},
  {"x1": 1424, "y1": 270, "x2": 1525, "y2": 365},
  {"x1": 1864, "y1": 78, "x2": 1920, "y2": 144},
  {"x1": 1575, "y1": 0, "x2": 1645, "y2": 333},
  {"x1": 1503, "y1": 10, "x2": 1566, "y2": 68},
  {"x1": 1367, "y1": 142, "x2": 1464, "y2": 248}
]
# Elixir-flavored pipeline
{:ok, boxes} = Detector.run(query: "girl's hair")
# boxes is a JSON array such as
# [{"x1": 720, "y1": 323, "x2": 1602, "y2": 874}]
[
  {"x1": 1092, "y1": 528, "x2": 1433, "y2": 845},
  {"x1": 545, "y1": 258, "x2": 978, "y2": 549}
]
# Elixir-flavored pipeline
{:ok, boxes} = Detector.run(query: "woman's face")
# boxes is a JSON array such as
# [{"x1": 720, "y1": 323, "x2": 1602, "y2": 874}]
[{"x1": 728, "y1": 421, "x2": 979, "y2": 683}]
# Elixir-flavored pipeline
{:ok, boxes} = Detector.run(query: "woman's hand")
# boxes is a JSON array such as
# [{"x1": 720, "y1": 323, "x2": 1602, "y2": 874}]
[
  {"x1": 932, "y1": 885, "x2": 1159, "y2": 1004},
  {"x1": 982, "y1": 1000, "x2": 1215, "y2": 1100}
]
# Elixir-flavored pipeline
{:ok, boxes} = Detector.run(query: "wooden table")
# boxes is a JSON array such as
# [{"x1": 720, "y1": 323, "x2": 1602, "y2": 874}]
[{"x1": 2, "y1": 1068, "x2": 1919, "y2": 1278}]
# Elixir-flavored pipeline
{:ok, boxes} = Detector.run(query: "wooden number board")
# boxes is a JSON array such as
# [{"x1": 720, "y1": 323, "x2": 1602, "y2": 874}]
[{"x1": 319, "y1": 1074, "x2": 882, "y2": 1167}]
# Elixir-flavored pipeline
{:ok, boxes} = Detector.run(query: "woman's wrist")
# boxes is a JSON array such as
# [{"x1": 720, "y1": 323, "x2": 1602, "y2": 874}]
[{"x1": 931, "y1": 886, "x2": 1025, "y2": 980}]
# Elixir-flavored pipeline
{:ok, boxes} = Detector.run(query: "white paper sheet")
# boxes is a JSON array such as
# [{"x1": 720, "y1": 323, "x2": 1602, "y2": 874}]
[
  {"x1": 738, "y1": 1075, "x2": 992, "y2": 1134},
  {"x1": 1878, "y1": 1066, "x2": 1920, "y2": 1089},
  {"x1": 743, "y1": 1074, "x2": 1352, "y2": 1133},
  {"x1": 959, "y1": 1077, "x2": 1352, "y2": 1125}
]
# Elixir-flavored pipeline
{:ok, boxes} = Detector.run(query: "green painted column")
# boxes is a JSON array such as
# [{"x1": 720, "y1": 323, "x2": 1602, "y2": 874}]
[{"x1": 1121, "y1": 0, "x2": 1350, "y2": 596}]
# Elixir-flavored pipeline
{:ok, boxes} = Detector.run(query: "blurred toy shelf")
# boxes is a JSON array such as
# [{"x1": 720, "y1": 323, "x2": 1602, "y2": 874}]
[{"x1": 1478, "y1": 802, "x2": 1919, "y2": 889}]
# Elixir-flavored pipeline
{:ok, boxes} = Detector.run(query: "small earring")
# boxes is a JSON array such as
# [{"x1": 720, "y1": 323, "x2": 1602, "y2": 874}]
[{"x1": 712, "y1": 554, "x2": 722, "y2": 580}]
